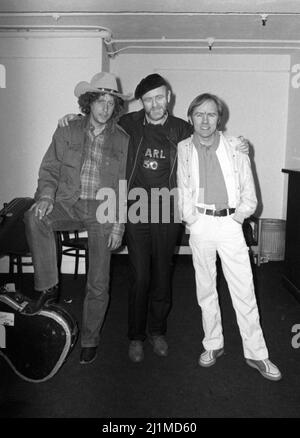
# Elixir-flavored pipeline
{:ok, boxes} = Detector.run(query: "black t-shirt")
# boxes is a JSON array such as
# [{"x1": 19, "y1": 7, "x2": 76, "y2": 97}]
[{"x1": 132, "y1": 122, "x2": 171, "y2": 191}]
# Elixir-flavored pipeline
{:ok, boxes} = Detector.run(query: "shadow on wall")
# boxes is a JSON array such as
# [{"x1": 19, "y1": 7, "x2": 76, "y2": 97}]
[
  {"x1": 248, "y1": 144, "x2": 263, "y2": 216},
  {"x1": 220, "y1": 99, "x2": 263, "y2": 217}
]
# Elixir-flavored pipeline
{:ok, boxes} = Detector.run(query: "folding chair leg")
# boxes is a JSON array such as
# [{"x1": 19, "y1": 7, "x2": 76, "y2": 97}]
[
  {"x1": 74, "y1": 249, "x2": 79, "y2": 280},
  {"x1": 85, "y1": 251, "x2": 89, "y2": 277},
  {"x1": 55, "y1": 232, "x2": 63, "y2": 274},
  {"x1": 9, "y1": 255, "x2": 14, "y2": 276}
]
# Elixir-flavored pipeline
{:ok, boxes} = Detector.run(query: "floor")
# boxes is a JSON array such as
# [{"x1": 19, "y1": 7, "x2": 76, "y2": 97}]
[{"x1": 0, "y1": 256, "x2": 299, "y2": 420}]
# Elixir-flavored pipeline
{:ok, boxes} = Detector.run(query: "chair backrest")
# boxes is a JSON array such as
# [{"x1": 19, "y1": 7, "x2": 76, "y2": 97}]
[{"x1": 60, "y1": 231, "x2": 80, "y2": 244}]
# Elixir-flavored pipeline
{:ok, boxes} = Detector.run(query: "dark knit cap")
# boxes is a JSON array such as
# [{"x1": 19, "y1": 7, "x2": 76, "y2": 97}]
[{"x1": 134, "y1": 73, "x2": 168, "y2": 99}]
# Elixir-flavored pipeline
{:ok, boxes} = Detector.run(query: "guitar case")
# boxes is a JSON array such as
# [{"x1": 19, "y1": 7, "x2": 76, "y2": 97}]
[{"x1": 0, "y1": 287, "x2": 78, "y2": 383}]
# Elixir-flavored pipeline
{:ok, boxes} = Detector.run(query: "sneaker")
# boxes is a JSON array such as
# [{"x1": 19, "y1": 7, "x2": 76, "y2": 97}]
[
  {"x1": 198, "y1": 348, "x2": 224, "y2": 367},
  {"x1": 246, "y1": 358, "x2": 282, "y2": 381},
  {"x1": 128, "y1": 340, "x2": 144, "y2": 363},
  {"x1": 80, "y1": 347, "x2": 97, "y2": 365},
  {"x1": 149, "y1": 335, "x2": 168, "y2": 357}
]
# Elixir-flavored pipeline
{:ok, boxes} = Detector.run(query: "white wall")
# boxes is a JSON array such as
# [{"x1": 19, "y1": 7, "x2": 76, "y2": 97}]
[
  {"x1": 0, "y1": 36, "x2": 106, "y2": 203},
  {"x1": 111, "y1": 53, "x2": 290, "y2": 220},
  {"x1": 0, "y1": 35, "x2": 105, "y2": 273}
]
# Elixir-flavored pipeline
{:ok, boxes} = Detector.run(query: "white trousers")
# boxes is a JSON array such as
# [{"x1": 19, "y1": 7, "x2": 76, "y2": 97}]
[{"x1": 189, "y1": 214, "x2": 268, "y2": 360}]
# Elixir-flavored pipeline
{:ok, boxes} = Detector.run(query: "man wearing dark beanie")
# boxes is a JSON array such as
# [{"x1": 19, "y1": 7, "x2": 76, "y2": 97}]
[
  {"x1": 134, "y1": 73, "x2": 169, "y2": 100},
  {"x1": 118, "y1": 73, "x2": 192, "y2": 362}
]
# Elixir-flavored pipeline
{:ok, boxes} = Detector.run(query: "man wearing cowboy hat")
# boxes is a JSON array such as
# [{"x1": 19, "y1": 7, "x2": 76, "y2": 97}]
[{"x1": 24, "y1": 72, "x2": 131, "y2": 365}]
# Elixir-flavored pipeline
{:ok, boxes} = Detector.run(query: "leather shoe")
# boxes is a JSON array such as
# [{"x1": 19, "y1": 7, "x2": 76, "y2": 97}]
[
  {"x1": 24, "y1": 285, "x2": 60, "y2": 314},
  {"x1": 128, "y1": 340, "x2": 144, "y2": 363},
  {"x1": 149, "y1": 335, "x2": 168, "y2": 357},
  {"x1": 198, "y1": 348, "x2": 224, "y2": 367},
  {"x1": 36, "y1": 284, "x2": 59, "y2": 308},
  {"x1": 80, "y1": 347, "x2": 97, "y2": 365}
]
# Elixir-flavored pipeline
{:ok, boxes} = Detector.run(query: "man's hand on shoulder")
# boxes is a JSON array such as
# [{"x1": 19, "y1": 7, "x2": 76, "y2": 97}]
[
  {"x1": 58, "y1": 113, "x2": 80, "y2": 128},
  {"x1": 236, "y1": 136, "x2": 249, "y2": 154}
]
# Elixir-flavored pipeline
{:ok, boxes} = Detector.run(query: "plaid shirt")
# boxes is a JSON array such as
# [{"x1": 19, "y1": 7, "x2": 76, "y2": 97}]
[
  {"x1": 80, "y1": 122, "x2": 123, "y2": 238},
  {"x1": 80, "y1": 123, "x2": 104, "y2": 199}
]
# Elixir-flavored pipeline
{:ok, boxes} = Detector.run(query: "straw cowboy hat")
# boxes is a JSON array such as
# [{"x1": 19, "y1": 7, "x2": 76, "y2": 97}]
[{"x1": 74, "y1": 72, "x2": 132, "y2": 100}]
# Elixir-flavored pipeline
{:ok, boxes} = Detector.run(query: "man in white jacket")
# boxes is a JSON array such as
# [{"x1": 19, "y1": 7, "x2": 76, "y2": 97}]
[{"x1": 177, "y1": 93, "x2": 282, "y2": 381}]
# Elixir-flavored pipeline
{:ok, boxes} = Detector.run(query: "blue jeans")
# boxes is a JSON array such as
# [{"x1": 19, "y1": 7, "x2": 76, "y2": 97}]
[{"x1": 24, "y1": 200, "x2": 112, "y2": 347}]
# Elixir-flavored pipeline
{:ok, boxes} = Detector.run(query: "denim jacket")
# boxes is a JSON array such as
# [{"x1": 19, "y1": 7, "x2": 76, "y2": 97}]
[{"x1": 35, "y1": 116, "x2": 129, "y2": 236}]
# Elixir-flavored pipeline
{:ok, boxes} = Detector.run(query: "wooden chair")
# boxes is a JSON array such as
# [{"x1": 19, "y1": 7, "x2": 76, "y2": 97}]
[{"x1": 56, "y1": 231, "x2": 89, "y2": 279}]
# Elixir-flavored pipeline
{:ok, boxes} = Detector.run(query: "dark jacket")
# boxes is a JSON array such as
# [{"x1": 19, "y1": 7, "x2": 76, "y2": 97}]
[
  {"x1": 35, "y1": 116, "x2": 129, "y2": 227},
  {"x1": 118, "y1": 109, "x2": 192, "y2": 190}
]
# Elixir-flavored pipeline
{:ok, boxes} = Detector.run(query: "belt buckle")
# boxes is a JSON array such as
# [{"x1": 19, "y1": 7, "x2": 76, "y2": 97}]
[{"x1": 215, "y1": 209, "x2": 225, "y2": 217}]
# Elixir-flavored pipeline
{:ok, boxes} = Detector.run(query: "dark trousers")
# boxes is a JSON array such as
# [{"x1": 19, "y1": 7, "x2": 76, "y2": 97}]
[
  {"x1": 126, "y1": 220, "x2": 181, "y2": 341},
  {"x1": 24, "y1": 200, "x2": 112, "y2": 347}
]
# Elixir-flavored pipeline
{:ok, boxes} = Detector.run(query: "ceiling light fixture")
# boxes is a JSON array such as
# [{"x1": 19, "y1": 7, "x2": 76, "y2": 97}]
[
  {"x1": 207, "y1": 37, "x2": 215, "y2": 51},
  {"x1": 260, "y1": 14, "x2": 268, "y2": 26}
]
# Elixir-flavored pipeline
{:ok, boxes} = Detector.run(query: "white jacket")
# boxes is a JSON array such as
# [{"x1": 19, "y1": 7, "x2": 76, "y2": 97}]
[{"x1": 177, "y1": 132, "x2": 257, "y2": 226}]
